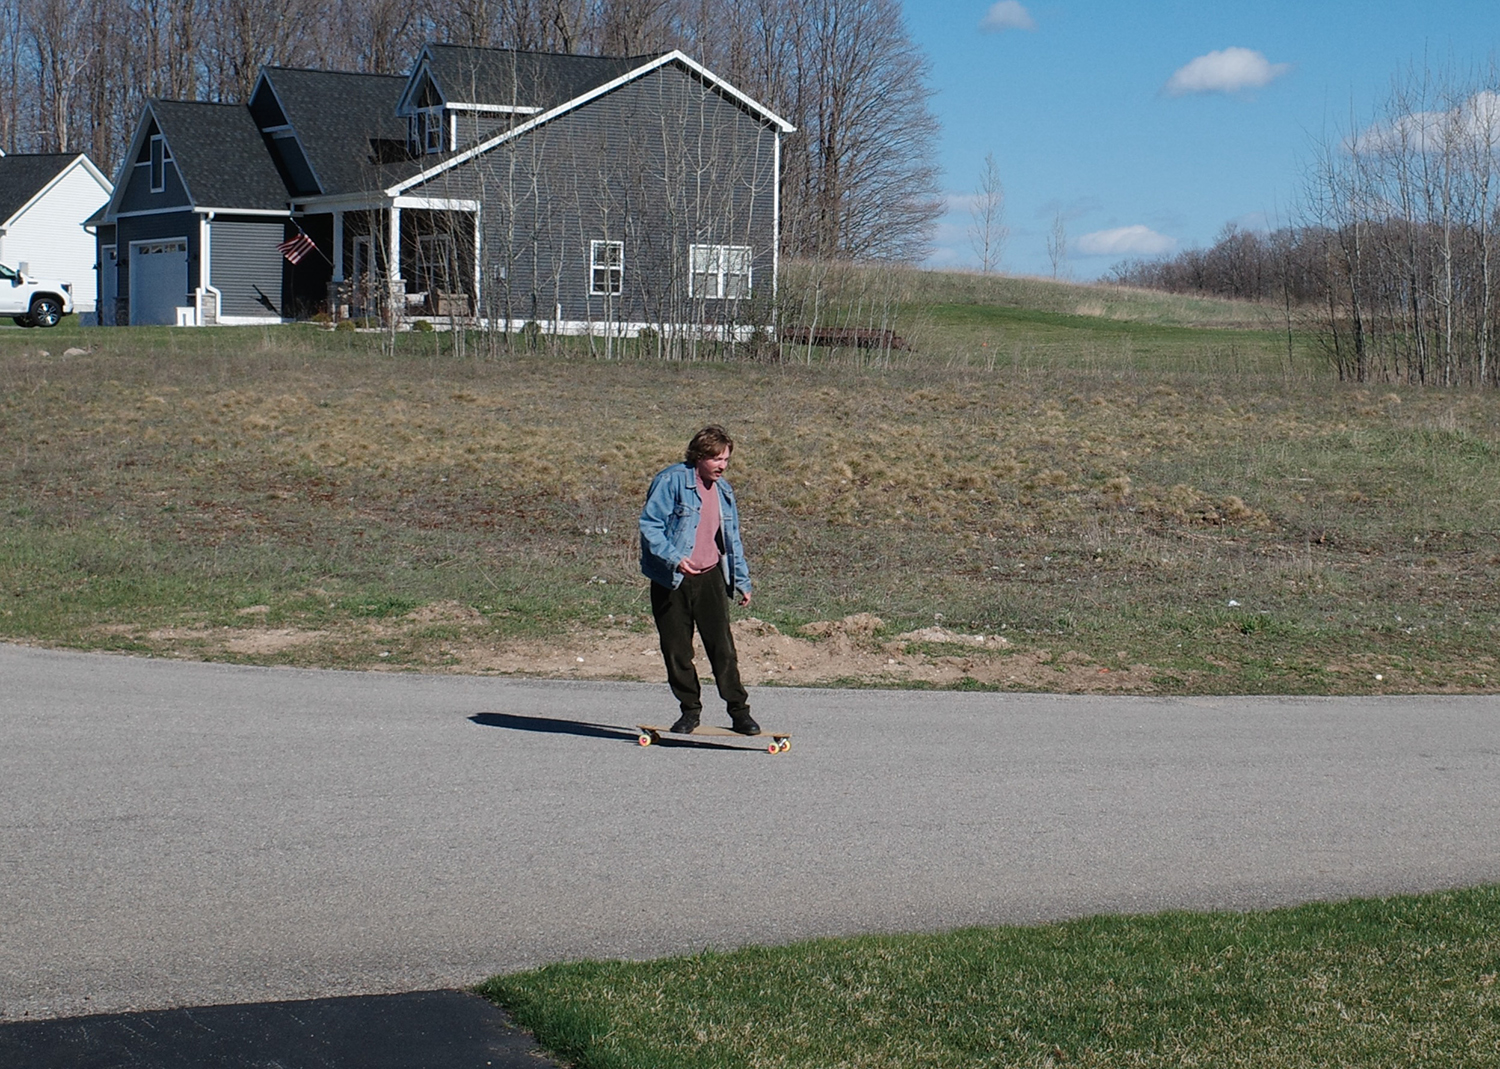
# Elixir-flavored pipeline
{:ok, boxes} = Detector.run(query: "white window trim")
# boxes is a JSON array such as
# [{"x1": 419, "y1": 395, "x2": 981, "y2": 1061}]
[
  {"x1": 590, "y1": 240, "x2": 623, "y2": 296},
  {"x1": 150, "y1": 135, "x2": 168, "y2": 193},
  {"x1": 420, "y1": 106, "x2": 445, "y2": 154},
  {"x1": 688, "y1": 244, "x2": 752, "y2": 300}
]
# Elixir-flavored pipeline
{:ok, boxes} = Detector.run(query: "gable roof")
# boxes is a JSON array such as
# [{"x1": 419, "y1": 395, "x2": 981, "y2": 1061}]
[
  {"x1": 400, "y1": 45, "x2": 646, "y2": 115},
  {"x1": 390, "y1": 50, "x2": 794, "y2": 197},
  {"x1": 144, "y1": 100, "x2": 290, "y2": 212},
  {"x1": 255, "y1": 67, "x2": 409, "y2": 197},
  {"x1": 101, "y1": 46, "x2": 792, "y2": 218},
  {"x1": 0, "y1": 153, "x2": 108, "y2": 226}
]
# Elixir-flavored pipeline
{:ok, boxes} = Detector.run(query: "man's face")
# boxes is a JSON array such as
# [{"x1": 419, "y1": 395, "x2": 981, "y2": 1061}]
[{"x1": 695, "y1": 448, "x2": 731, "y2": 485}]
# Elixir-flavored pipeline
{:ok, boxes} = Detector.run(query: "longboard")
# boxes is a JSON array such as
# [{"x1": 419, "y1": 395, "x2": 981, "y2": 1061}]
[{"x1": 637, "y1": 724, "x2": 791, "y2": 754}]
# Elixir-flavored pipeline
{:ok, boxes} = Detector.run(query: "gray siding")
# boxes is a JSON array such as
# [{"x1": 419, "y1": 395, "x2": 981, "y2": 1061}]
[
  {"x1": 116, "y1": 158, "x2": 191, "y2": 215},
  {"x1": 407, "y1": 63, "x2": 780, "y2": 329},
  {"x1": 209, "y1": 219, "x2": 285, "y2": 317}
]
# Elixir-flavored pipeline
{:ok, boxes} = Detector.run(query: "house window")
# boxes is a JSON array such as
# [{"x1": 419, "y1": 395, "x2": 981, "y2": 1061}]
[
  {"x1": 689, "y1": 244, "x2": 752, "y2": 299},
  {"x1": 422, "y1": 107, "x2": 445, "y2": 154},
  {"x1": 590, "y1": 240, "x2": 623, "y2": 296},
  {"x1": 150, "y1": 135, "x2": 169, "y2": 192},
  {"x1": 417, "y1": 234, "x2": 457, "y2": 294}
]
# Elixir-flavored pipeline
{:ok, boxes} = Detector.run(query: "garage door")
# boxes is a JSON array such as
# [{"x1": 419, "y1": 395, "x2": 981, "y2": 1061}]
[{"x1": 130, "y1": 240, "x2": 188, "y2": 325}]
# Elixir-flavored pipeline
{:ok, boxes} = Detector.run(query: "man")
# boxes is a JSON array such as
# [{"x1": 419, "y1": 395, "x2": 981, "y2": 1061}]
[{"x1": 638, "y1": 425, "x2": 759, "y2": 735}]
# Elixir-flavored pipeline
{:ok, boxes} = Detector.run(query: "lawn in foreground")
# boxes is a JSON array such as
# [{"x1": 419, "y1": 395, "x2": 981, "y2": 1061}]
[{"x1": 481, "y1": 886, "x2": 1500, "y2": 1068}]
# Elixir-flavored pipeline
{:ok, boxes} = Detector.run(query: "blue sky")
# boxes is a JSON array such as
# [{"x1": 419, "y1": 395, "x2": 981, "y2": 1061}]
[{"x1": 909, "y1": 0, "x2": 1499, "y2": 278}]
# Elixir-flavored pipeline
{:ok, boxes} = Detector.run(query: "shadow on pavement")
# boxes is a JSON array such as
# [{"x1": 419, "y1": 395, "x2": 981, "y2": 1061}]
[
  {"x1": 468, "y1": 712, "x2": 748, "y2": 750},
  {"x1": 0, "y1": 990, "x2": 556, "y2": 1069}
]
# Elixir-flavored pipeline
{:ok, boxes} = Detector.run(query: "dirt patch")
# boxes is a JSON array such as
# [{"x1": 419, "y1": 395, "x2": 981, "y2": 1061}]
[
  {"x1": 404, "y1": 600, "x2": 486, "y2": 625},
  {"x1": 389, "y1": 611, "x2": 1157, "y2": 693},
  {"x1": 80, "y1": 609, "x2": 1159, "y2": 692},
  {"x1": 224, "y1": 628, "x2": 332, "y2": 655}
]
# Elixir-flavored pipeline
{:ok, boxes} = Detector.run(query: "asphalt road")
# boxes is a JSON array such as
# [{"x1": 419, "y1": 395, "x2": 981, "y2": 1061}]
[{"x1": 3, "y1": 643, "x2": 1498, "y2": 1022}]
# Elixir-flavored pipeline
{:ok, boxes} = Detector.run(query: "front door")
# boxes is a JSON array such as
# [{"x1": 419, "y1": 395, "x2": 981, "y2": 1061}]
[{"x1": 98, "y1": 246, "x2": 117, "y2": 326}]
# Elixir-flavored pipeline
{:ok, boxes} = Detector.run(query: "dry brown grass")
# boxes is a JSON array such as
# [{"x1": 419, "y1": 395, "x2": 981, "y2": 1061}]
[{"x1": 2, "y1": 302, "x2": 1497, "y2": 694}]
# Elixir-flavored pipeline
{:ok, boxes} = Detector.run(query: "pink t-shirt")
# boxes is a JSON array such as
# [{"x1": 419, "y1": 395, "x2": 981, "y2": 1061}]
[{"x1": 685, "y1": 480, "x2": 722, "y2": 572}]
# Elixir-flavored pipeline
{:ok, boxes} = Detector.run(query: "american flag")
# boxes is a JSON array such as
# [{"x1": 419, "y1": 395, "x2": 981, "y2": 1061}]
[{"x1": 277, "y1": 232, "x2": 317, "y2": 264}]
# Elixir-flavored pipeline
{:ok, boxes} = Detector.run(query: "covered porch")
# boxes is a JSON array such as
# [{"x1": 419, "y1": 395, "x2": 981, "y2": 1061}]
[{"x1": 299, "y1": 197, "x2": 480, "y2": 323}]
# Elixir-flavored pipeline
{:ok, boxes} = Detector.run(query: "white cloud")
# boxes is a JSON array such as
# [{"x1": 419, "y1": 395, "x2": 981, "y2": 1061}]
[
  {"x1": 1164, "y1": 47, "x2": 1290, "y2": 96},
  {"x1": 1075, "y1": 226, "x2": 1176, "y2": 257},
  {"x1": 1352, "y1": 90, "x2": 1500, "y2": 154},
  {"x1": 980, "y1": 1, "x2": 1035, "y2": 32}
]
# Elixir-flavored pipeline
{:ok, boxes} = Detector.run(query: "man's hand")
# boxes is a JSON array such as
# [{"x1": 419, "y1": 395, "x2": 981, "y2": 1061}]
[
  {"x1": 677, "y1": 558, "x2": 712, "y2": 576},
  {"x1": 737, "y1": 590, "x2": 752, "y2": 607}
]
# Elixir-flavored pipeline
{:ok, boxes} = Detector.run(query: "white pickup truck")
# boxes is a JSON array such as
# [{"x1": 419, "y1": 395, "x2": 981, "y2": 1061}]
[{"x1": 0, "y1": 261, "x2": 73, "y2": 327}]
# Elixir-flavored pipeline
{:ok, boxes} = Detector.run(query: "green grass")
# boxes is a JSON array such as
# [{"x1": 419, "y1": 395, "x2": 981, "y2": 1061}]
[
  {"x1": 480, "y1": 886, "x2": 1500, "y2": 1068},
  {"x1": 1, "y1": 270, "x2": 1496, "y2": 691}
]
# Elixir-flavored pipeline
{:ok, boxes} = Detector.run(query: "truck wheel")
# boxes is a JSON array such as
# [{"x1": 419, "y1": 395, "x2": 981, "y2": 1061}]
[{"x1": 29, "y1": 296, "x2": 63, "y2": 328}]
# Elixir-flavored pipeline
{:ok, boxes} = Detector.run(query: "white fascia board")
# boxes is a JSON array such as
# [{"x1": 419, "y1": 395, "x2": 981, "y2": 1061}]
[
  {"x1": 389, "y1": 50, "x2": 795, "y2": 197},
  {"x1": 194, "y1": 206, "x2": 290, "y2": 217},
  {"x1": 254, "y1": 70, "x2": 328, "y2": 195},
  {"x1": 3, "y1": 155, "x2": 99, "y2": 227},
  {"x1": 392, "y1": 196, "x2": 479, "y2": 211},
  {"x1": 668, "y1": 51, "x2": 796, "y2": 133},
  {"x1": 102, "y1": 106, "x2": 162, "y2": 220},
  {"x1": 395, "y1": 49, "x2": 439, "y2": 116},
  {"x1": 115, "y1": 205, "x2": 288, "y2": 219},
  {"x1": 149, "y1": 105, "x2": 200, "y2": 210},
  {"x1": 446, "y1": 102, "x2": 542, "y2": 115},
  {"x1": 51, "y1": 153, "x2": 112, "y2": 196},
  {"x1": 79, "y1": 153, "x2": 113, "y2": 193},
  {"x1": 293, "y1": 192, "x2": 394, "y2": 212},
  {"x1": 113, "y1": 205, "x2": 204, "y2": 220}
]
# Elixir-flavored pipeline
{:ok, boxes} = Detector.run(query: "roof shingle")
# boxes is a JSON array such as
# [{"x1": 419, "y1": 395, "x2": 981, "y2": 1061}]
[
  {"x1": 151, "y1": 101, "x2": 289, "y2": 211},
  {"x1": 257, "y1": 68, "x2": 410, "y2": 197},
  {"x1": 419, "y1": 46, "x2": 651, "y2": 112},
  {"x1": 0, "y1": 154, "x2": 82, "y2": 224}
]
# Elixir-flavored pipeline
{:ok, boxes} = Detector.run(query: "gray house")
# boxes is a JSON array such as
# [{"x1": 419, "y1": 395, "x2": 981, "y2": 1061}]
[{"x1": 96, "y1": 47, "x2": 793, "y2": 333}]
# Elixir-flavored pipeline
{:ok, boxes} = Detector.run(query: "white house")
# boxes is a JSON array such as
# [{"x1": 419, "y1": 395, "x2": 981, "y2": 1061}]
[{"x1": 0, "y1": 151, "x2": 113, "y2": 322}]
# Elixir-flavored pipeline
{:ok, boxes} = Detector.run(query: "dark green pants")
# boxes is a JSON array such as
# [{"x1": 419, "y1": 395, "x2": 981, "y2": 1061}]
[{"x1": 649, "y1": 571, "x2": 749, "y2": 719}]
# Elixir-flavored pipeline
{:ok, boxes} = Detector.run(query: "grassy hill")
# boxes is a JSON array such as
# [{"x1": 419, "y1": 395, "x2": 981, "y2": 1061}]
[{"x1": 1, "y1": 271, "x2": 1495, "y2": 694}]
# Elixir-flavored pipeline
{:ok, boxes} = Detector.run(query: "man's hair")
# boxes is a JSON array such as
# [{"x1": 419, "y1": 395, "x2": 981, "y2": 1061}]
[{"x1": 685, "y1": 425, "x2": 734, "y2": 464}]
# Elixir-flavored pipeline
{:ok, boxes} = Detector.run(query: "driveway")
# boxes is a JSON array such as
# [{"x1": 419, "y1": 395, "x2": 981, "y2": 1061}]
[{"x1": 3, "y1": 643, "x2": 1497, "y2": 1021}]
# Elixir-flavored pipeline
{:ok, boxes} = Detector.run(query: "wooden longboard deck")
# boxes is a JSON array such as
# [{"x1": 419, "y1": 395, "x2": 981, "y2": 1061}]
[{"x1": 637, "y1": 725, "x2": 791, "y2": 753}]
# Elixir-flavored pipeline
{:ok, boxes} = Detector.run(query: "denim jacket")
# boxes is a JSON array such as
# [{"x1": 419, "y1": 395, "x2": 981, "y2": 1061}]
[{"x1": 639, "y1": 462, "x2": 752, "y2": 596}]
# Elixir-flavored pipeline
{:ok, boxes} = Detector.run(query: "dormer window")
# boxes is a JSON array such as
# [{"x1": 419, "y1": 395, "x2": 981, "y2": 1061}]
[{"x1": 412, "y1": 106, "x2": 446, "y2": 154}]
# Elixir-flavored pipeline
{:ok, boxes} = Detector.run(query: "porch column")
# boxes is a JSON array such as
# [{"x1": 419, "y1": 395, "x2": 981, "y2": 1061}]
[
  {"x1": 387, "y1": 206, "x2": 404, "y2": 318},
  {"x1": 332, "y1": 211, "x2": 344, "y2": 281},
  {"x1": 472, "y1": 209, "x2": 482, "y2": 317}
]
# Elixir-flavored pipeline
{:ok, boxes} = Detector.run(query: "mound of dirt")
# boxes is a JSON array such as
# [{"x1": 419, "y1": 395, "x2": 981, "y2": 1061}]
[{"x1": 799, "y1": 613, "x2": 884, "y2": 638}]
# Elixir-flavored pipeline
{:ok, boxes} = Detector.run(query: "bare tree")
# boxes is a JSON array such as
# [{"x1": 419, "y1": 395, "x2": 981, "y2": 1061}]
[
  {"x1": 26, "y1": 0, "x2": 99, "y2": 151},
  {"x1": 201, "y1": 0, "x2": 334, "y2": 102},
  {"x1": 336, "y1": 0, "x2": 425, "y2": 73},
  {"x1": 1121, "y1": 61, "x2": 1500, "y2": 388},
  {"x1": 1046, "y1": 210, "x2": 1067, "y2": 279},
  {"x1": 967, "y1": 151, "x2": 1005, "y2": 273}
]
